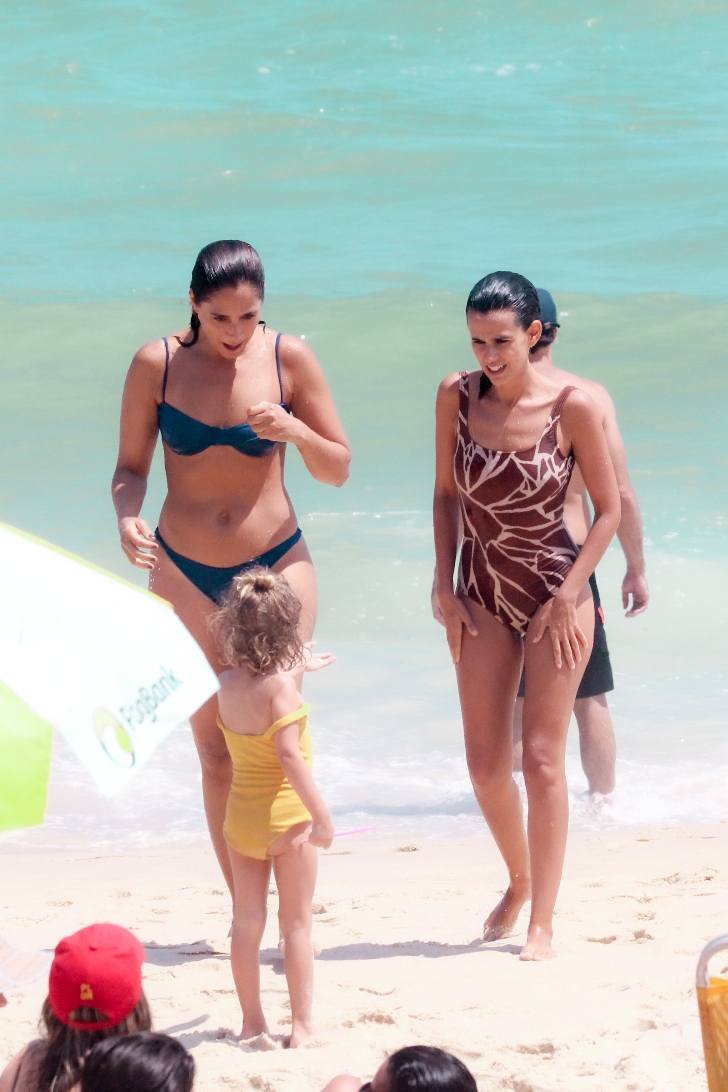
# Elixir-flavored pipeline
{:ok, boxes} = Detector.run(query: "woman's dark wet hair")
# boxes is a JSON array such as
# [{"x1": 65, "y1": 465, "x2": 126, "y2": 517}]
[
  {"x1": 466, "y1": 271, "x2": 541, "y2": 399},
  {"x1": 184, "y1": 239, "x2": 265, "y2": 346},
  {"x1": 376, "y1": 1045, "x2": 478, "y2": 1092},
  {"x1": 81, "y1": 1033, "x2": 194, "y2": 1092},
  {"x1": 466, "y1": 271, "x2": 541, "y2": 330}
]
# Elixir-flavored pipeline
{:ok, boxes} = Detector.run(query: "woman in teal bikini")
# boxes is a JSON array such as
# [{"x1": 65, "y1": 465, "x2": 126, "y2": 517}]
[{"x1": 112, "y1": 240, "x2": 350, "y2": 894}]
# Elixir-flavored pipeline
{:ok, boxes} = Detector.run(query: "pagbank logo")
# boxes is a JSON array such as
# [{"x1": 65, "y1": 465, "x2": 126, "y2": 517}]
[
  {"x1": 93, "y1": 666, "x2": 183, "y2": 767},
  {"x1": 93, "y1": 708, "x2": 135, "y2": 768}
]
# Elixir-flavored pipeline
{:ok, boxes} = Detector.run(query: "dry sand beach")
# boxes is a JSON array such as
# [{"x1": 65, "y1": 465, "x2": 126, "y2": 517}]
[{"x1": 2, "y1": 823, "x2": 725, "y2": 1092}]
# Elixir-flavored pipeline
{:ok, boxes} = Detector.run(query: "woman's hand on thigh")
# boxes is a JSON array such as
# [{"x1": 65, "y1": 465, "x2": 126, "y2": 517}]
[
  {"x1": 531, "y1": 593, "x2": 588, "y2": 670},
  {"x1": 439, "y1": 592, "x2": 478, "y2": 664}
]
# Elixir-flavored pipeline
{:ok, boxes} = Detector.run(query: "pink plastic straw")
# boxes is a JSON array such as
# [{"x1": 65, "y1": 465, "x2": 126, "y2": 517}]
[{"x1": 303, "y1": 826, "x2": 376, "y2": 843}]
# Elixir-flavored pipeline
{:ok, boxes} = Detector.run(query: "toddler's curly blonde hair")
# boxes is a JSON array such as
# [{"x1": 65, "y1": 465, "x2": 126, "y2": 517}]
[{"x1": 210, "y1": 567, "x2": 304, "y2": 675}]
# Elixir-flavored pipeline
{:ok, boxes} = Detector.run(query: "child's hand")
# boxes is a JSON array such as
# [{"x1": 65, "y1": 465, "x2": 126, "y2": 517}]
[
  {"x1": 308, "y1": 814, "x2": 335, "y2": 849},
  {"x1": 302, "y1": 642, "x2": 336, "y2": 672}
]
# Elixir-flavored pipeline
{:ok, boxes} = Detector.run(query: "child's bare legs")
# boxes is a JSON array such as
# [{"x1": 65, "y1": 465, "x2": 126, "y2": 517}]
[
  {"x1": 229, "y1": 848, "x2": 272, "y2": 1039},
  {"x1": 272, "y1": 841, "x2": 318, "y2": 1047}
]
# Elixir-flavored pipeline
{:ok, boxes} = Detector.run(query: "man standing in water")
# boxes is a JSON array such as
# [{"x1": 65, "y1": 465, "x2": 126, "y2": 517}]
[{"x1": 511, "y1": 289, "x2": 649, "y2": 794}]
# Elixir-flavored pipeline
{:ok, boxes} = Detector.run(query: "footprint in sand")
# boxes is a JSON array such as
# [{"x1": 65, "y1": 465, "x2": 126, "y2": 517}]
[
  {"x1": 238, "y1": 1032, "x2": 279, "y2": 1051},
  {"x1": 347, "y1": 1011, "x2": 396, "y2": 1025}
]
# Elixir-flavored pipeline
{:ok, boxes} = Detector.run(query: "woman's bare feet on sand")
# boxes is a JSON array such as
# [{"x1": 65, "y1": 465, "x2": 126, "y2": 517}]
[
  {"x1": 240, "y1": 1019, "x2": 270, "y2": 1040},
  {"x1": 519, "y1": 924, "x2": 556, "y2": 961},
  {"x1": 482, "y1": 883, "x2": 530, "y2": 941},
  {"x1": 288, "y1": 1020, "x2": 317, "y2": 1048}
]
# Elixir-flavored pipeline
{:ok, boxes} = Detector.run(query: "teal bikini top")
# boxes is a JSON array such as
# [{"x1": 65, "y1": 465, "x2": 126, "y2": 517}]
[{"x1": 158, "y1": 332, "x2": 290, "y2": 458}]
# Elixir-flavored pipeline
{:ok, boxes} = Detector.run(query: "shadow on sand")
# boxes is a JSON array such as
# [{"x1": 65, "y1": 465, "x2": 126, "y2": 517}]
[
  {"x1": 264, "y1": 939, "x2": 522, "y2": 963},
  {"x1": 143, "y1": 941, "x2": 230, "y2": 967},
  {"x1": 142, "y1": 937, "x2": 522, "y2": 975}
]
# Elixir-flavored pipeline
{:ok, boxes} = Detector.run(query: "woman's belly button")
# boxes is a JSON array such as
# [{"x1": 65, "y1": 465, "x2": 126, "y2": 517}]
[{"x1": 217, "y1": 509, "x2": 230, "y2": 526}]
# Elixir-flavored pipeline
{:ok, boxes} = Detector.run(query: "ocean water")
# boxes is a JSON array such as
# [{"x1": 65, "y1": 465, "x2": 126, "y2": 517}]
[{"x1": 1, "y1": 1, "x2": 727, "y2": 849}]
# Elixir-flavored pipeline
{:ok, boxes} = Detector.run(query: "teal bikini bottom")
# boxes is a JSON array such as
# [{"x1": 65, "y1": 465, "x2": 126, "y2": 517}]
[{"x1": 155, "y1": 526, "x2": 302, "y2": 605}]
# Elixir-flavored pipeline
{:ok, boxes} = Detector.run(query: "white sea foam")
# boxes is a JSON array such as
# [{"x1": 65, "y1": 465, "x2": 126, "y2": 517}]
[{"x1": 6, "y1": 717, "x2": 728, "y2": 855}]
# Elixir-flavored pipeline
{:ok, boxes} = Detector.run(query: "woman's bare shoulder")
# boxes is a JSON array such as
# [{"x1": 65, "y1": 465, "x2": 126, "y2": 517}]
[
  {"x1": 131, "y1": 337, "x2": 171, "y2": 373},
  {"x1": 436, "y1": 371, "x2": 464, "y2": 420},
  {"x1": 273, "y1": 331, "x2": 323, "y2": 378},
  {"x1": 125, "y1": 336, "x2": 182, "y2": 398},
  {"x1": 438, "y1": 370, "x2": 465, "y2": 393},
  {"x1": 561, "y1": 385, "x2": 598, "y2": 416},
  {"x1": 560, "y1": 386, "x2": 601, "y2": 434}
]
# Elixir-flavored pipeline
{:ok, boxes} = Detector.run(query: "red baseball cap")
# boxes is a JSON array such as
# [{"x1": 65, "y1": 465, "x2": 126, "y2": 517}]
[{"x1": 48, "y1": 923, "x2": 145, "y2": 1030}]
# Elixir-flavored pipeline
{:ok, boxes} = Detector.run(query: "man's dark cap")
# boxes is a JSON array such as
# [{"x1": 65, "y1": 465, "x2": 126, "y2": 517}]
[{"x1": 536, "y1": 288, "x2": 559, "y2": 328}]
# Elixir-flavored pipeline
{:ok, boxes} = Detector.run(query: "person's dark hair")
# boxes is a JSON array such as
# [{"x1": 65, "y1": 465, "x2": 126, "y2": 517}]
[
  {"x1": 466, "y1": 271, "x2": 540, "y2": 329},
  {"x1": 31, "y1": 995, "x2": 152, "y2": 1092},
  {"x1": 184, "y1": 239, "x2": 265, "y2": 346},
  {"x1": 466, "y1": 271, "x2": 541, "y2": 399},
  {"x1": 383, "y1": 1045, "x2": 478, "y2": 1092},
  {"x1": 531, "y1": 323, "x2": 558, "y2": 352},
  {"x1": 81, "y1": 1033, "x2": 194, "y2": 1092}
]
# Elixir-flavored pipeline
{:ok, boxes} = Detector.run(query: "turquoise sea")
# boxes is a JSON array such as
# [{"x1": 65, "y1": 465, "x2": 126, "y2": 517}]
[{"x1": 1, "y1": 1, "x2": 726, "y2": 847}]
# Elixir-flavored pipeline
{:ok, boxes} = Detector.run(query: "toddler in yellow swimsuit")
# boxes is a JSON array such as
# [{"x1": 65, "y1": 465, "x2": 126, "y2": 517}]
[{"x1": 212, "y1": 567, "x2": 334, "y2": 1048}]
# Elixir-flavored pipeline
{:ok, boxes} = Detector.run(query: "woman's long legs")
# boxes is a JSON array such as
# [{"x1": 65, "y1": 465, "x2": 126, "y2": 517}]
[
  {"x1": 150, "y1": 535, "x2": 318, "y2": 896},
  {"x1": 519, "y1": 588, "x2": 594, "y2": 961},
  {"x1": 456, "y1": 601, "x2": 530, "y2": 939},
  {"x1": 228, "y1": 848, "x2": 272, "y2": 1038},
  {"x1": 150, "y1": 548, "x2": 235, "y2": 891}
]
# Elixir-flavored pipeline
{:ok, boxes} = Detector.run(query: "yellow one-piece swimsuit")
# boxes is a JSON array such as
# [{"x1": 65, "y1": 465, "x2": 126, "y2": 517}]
[{"x1": 218, "y1": 703, "x2": 313, "y2": 860}]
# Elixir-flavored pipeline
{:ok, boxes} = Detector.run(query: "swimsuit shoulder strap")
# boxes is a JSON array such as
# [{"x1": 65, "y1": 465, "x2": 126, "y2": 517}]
[
  {"x1": 161, "y1": 337, "x2": 170, "y2": 403},
  {"x1": 552, "y1": 384, "x2": 576, "y2": 417},
  {"x1": 548, "y1": 384, "x2": 576, "y2": 424},
  {"x1": 541, "y1": 385, "x2": 577, "y2": 451},
  {"x1": 458, "y1": 372, "x2": 470, "y2": 430},
  {"x1": 264, "y1": 701, "x2": 311, "y2": 739},
  {"x1": 275, "y1": 332, "x2": 284, "y2": 403}
]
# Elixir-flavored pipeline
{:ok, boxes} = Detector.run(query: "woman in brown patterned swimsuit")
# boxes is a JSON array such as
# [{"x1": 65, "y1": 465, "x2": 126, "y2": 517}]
[{"x1": 433, "y1": 272, "x2": 620, "y2": 960}]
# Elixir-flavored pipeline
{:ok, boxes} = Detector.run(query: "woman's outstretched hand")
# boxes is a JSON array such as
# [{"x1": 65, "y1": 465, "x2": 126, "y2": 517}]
[
  {"x1": 302, "y1": 642, "x2": 337, "y2": 672},
  {"x1": 118, "y1": 517, "x2": 158, "y2": 569},
  {"x1": 247, "y1": 401, "x2": 301, "y2": 443},
  {"x1": 438, "y1": 591, "x2": 478, "y2": 665},
  {"x1": 531, "y1": 594, "x2": 588, "y2": 669}
]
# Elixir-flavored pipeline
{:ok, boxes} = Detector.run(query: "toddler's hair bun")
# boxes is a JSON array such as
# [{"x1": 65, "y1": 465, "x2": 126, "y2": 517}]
[
  {"x1": 211, "y1": 565, "x2": 304, "y2": 675},
  {"x1": 251, "y1": 572, "x2": 276, "y2": 592}
]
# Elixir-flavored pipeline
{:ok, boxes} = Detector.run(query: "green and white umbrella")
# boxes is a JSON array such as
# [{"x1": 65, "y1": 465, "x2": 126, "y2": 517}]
[{"x1": 0, "y1": 522, "x2": 219, "y2": 833}]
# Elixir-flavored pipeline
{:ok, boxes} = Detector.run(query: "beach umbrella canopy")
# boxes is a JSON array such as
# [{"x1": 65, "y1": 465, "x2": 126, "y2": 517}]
[
  {"x1": 0, "y1": 522, "x2": 219, "y2": 833},
  {"x1": 0, "y1": 937, "x2": 52, "y2": 994}
]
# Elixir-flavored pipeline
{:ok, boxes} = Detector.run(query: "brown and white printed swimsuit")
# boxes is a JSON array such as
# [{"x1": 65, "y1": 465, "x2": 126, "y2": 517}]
[{"x1": 454, "y1": 372, "x2": 578, "y2": 636}]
